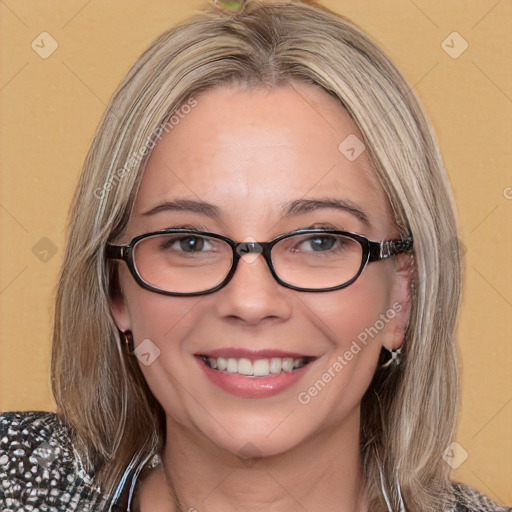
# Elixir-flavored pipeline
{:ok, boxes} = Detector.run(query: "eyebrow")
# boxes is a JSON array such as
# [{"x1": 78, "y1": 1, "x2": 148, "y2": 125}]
[
  {"x1": 142, "y1": 199, "x2": 221, "y2": 218},
  {"x1": 142, "y1": 197, "x2": 370, "y2": 225},
  {"x1": 281, "y1": 198, "x2": 370, "y2": 225}
]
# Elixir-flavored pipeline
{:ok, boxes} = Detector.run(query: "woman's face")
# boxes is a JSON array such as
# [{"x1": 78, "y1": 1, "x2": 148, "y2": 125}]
[{"x1": 111, "y1": 84, "x2": 411, "y2": 458}]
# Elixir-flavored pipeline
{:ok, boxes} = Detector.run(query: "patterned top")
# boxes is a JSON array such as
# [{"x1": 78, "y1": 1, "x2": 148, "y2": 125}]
[{"x1": 1, "y1": 411, "x2": 510, "y2": 512}]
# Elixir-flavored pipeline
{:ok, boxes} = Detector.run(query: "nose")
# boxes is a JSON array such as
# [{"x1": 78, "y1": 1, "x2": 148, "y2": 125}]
[{"x1": 215, "y1": 252, "x2": 293, "y2": 326}]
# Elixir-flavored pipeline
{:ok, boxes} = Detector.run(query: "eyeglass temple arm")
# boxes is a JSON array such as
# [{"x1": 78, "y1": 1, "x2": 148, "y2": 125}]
[
  {"x1": 369, "y1": 238, "x2": 413, "y2": 262},
  {"x1": 106, "y1": 244, "x2": 127, "y2": 260}
]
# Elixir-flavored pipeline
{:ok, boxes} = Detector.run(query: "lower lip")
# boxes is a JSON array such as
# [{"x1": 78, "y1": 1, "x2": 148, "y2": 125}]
[{"x1": 196, "y1": 357, "x2": 314, "y2": 398}]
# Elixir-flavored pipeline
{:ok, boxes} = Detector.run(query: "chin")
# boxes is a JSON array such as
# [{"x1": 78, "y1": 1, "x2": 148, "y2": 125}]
[{"x1": 188, "y1": 412, "x2": 311, "y2": 461}]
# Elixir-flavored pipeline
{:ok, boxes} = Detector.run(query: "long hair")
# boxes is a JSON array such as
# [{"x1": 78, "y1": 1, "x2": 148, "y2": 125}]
[{"x1": 51, "y1": 2, "x2": 462, "y2": 510}]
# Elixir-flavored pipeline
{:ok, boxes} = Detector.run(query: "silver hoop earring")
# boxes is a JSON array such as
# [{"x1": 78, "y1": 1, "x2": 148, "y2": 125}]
[{"x1": 379, "y1": 346, "x2": 402, "y2": 368}]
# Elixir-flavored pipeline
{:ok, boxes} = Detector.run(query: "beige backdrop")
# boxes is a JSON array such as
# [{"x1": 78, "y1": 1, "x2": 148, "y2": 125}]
[{"x1": 1, "y1": 0, "x2": 511, "y2": 504}]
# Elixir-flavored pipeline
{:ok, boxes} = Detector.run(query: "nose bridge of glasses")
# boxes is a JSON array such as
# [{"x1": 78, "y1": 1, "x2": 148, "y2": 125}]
[
  {"x1": 236, "y1": 240, "x2": 262, "y2": 253},
  {"x1": 234, "y1": 239, "x2": 271, "y2": 266}
]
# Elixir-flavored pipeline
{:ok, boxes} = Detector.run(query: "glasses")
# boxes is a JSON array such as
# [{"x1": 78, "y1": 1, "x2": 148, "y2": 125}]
[{"x1": 106, "y1": 228, "x2": 413, "y2": 296}]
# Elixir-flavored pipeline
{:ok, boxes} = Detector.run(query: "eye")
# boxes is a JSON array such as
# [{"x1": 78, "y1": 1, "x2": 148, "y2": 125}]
[
  {"x1": 160, "y1": 235, "x2": 213, "y2": 253},
  {"x1": 299, "y1": 234, "x2": 343, "y2": 252},
  {"x1": 180, "y1": 235, "x2": 207, "y2": 252}
]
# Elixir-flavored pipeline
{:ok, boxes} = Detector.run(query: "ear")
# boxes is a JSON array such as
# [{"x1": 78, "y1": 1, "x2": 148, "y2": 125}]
[
  {"x1": 110, "y1": 293, "x2": 132, "y2": 333},
  {"x1": 384, "y1": 252, "x2": 413, "y2": 351},
  {"x1": 109, "y1": 264, "x2": 132, "y2": 333}
]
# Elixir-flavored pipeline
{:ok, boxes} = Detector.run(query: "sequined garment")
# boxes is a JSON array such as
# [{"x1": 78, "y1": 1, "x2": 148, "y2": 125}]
[{"x1": 1, "y1": 412, "x2": 510, "y2": 511}]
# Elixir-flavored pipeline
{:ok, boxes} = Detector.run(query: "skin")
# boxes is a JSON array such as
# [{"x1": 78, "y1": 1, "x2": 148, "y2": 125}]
[{"x1": 111, "y1": 83, "x2": 412, "y2": 512}]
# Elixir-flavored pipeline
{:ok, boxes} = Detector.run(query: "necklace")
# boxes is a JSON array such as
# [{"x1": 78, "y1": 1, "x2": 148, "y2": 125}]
[{"x1": 161, "y1": 456, "x2": 187, "y2": 512}]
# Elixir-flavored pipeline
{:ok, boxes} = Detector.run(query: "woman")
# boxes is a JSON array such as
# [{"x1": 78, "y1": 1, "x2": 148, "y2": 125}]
[{"x1": 1, "y1": 1, "x2": 509, "y2": 511}]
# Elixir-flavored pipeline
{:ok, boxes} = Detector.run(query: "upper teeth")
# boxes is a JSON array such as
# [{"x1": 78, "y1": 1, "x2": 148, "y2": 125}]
[{"x1": 205, "y1": 356, "x2": 307, "y2": 376}]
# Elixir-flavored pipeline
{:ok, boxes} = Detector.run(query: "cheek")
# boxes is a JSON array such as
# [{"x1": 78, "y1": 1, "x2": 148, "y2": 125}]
[
  {"x1": 304, "y1": 264, "x2": 396, "y2": 348},
  {"x1": 123, "y1": 288, "x2": 207, "y2": 423},
  {"x1": 127, "y1": 291, "x2": 204, "y2": 349},
  {"x1": 293, "y1": 268, "x2": 396, "y2": 423},
  {"x1": 119, "y1": 259, "x2": 201, "y2": 342}
]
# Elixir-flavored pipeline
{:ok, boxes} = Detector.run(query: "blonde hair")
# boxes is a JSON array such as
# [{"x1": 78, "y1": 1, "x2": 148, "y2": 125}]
[{"x1": 51, "y1": 1, "x2": 462, "y2": 510}]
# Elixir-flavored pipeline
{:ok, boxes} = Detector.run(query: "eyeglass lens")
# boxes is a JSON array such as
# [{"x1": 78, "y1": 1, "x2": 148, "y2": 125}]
[{"x1": 133, "y1": 232, "x2": 364, "y2": 294}]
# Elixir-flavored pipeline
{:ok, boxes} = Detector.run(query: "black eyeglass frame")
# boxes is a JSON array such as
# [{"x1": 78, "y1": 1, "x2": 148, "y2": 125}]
[{"x1": 106, "y1": 228, "x2": 413, "y2": 296}]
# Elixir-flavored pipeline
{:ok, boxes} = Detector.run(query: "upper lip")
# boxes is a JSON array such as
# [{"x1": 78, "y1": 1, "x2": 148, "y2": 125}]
[{"x1": 196, "y1": 348, "x2": 316, "y2": 360}]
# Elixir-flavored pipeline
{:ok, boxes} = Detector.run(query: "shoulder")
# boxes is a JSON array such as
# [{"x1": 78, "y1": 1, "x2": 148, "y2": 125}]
[
  {"x1": 452, "y1": 481, "x2": 512, "y2": 512},
  {"x1": 0, "y1": 411, "x2": 108, "y2": 511}
]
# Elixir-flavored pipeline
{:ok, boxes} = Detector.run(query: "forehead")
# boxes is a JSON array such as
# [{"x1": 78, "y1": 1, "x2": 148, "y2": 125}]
[{"x1": 129, "y1": 84, "x2": 393, "y2": 237}]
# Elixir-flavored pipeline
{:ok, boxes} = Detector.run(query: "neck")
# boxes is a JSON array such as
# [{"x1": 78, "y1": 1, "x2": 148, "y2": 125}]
[{"x1": 150, "y1": 406, "x2": 369, "y2": 512}]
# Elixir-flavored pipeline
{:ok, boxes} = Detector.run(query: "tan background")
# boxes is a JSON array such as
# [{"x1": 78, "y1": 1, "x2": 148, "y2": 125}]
[{"x1": 1, "y1": 0, "x2": 511, "y2": 504}]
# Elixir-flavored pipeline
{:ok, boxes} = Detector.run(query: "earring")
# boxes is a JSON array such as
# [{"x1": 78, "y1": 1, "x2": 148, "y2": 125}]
[
  {"x1": 122, "y1": 330, "x2": 134, "y2": 353},
  {"x1": 379, "y1": 346, "x2": 402, "y2": 369}
]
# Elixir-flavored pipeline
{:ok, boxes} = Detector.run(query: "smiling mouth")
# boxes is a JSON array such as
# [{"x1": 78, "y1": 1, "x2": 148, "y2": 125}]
[{"x1": 198, "y1": 355, "x2": 315, "y2": 377}]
